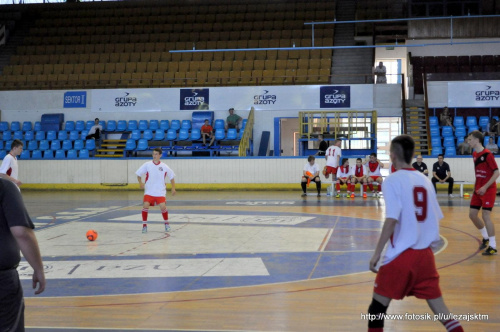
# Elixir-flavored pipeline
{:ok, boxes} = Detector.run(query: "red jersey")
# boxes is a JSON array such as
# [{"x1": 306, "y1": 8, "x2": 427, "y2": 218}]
[
  {"x1": 473, "y1": 148, "x2": 498, "y2": 190},
  {"x1": 201, "y1": 124, "x2": 213, "y2": 134},
  {"x1": 354, "y1": 165, "x2": 366, "y2": 177}
]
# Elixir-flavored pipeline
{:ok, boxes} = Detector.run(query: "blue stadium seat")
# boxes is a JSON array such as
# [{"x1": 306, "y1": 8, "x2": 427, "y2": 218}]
[
  {"x1": 75, "y1": 121, "x2": 85, "y2": 131},
  {"x1": 46, "y1": 130, "x2": 57, "y2": 141},
  {"x1": 238, "y1": 129, "x2": 244, "y2": 140},
  {"x1": 85, "y1": 121, "x2": 94, "y2": 130},
  {"x1": 69, "y1": 130, "x2": 80, "y2": 140},
  {"x1": 0, "y1": 122, "x2": 8, "y2": 131},
  {"x1": 127, "y1": 120, "x2": 138, "y2": 131},
  {"x1": 2, "y1": 131, "x2": 12, "y2": 140},
  {"x1": 466, "y1": 116, "x2": 477, "y2": 127},
  {"x1": 131, "y1": 130, "x2": 141, "y2": 140},
  {"x1": 479, "y1": 116, "x2": 489, "y2": 131},
  {"x1": 443, "y1": 136, "x2": 455, "y2": 148},
  {"x1": 50, "y1": 140, "x2": 61, "y2": 150},
  {"x1": 453, "y1": 116, "x2": 464, "y2": 127},
  {"x1": 58, "y1": 130, "x2": 68, "y2": 140},
  {"x1": 106, "y1": 120, "x2": 117, "y2": 131},
  {"x1": 226, "y1": 128, "x2": 238, "y2": 140},
  {"x1": 494, "y1": 116, "x2": 499, "y2": 121},
  {"x1": 431, "y1": 137, "x2": 441, "y2": 147},
  {"x1": 124, "y1": 139, "x2": 136, "y2": 151},
  {"x1": 43, "y1": 150, "x2": 54, "y2": 159},
  {"x1": 214, "y1": 119, "x2": 225, "y2": 130},
  {"x1": 178, "y1": 128, "x2": 189, "y2": 140},
  {"x1": 215, "y1": 128, "x2": 225, "y2": 140},
  {"x1": 138, "y1": 120, "x2": 148, "y2": 131},
  {"x1": 441, "y1": 126, "x2": 453, "y2": 137},
  {"x1": 181, "y1": 120, "x2": 192, "y2": 130},
  {"x1": 431, "y1": 148, "x2": 442, "y2": 156},
  {"x1": 31, "y1": 150, "x2": 42, "y2": 159},
  {"x1": 456, "y1": 136, "x2": 465, "y2": 145},
  {"x1": 10, "y1": 121, "x2": 20, "y2": 131},
  {"x1": 27, "y1": 140, "x2": 38, "y2": 151},
  {"x1": 241, "y1": 119, "x2": 247, "y2": 130},
  {"x1": 62, "y1": 140, "x2": 73, "y2": 151},
  {"x1": 149, "y1": 120, "x2": 159, "y2": 130},
  {"x1": 429, "y1": 116, "x2": 439, "y2": 127},
  {"x1": 117, "y1": 120, "x2": 127, "y2": 131},
  {"x1": 67, "y1": 149, "x2": 77, "y2": 159},
  {"x1": 81, "y1": 130, "x2": 88, "y2": 139},
  {"x1": 160, "y1": 120, "x2": 170, "y2": 131},
  {"x1": 13, "y1": 131, "x2": 23, "y2": 140},
  {"x1": 468, "y1": 125, "x2": 479, "y2": 134},
  {"x1": 136, "y1": 139, "x2": 148, "y2": 150},
  {"x1": 455, "y1": 127, "x2": 466, "y2": 139},
  {"x1": 99, "y1": 121, "x2": 105, "y2": 128},
  {"x1": 166, "y1": 129, "x2": 177, "y2": 141},
  {"x1": 64, "y1": 121, "x2": 75, "y2": 131},
  {"x1": 85, "y1": 139, "x2": 96, "y2": 151},
  {"x1": 4, "y1": 140, "x2": 12, "y2": 150},
  {"x1": 34, "y1": 122, "x2": 42, "y2": 131},
  {"x1": 39, "y1": 140, "x2": 49, "y2": 150},
  {"x1": 143, "y1": 129, "x2": 153, "y2": 141},
  {"x1": 35, "y1": 131, "x2": 45, "y2": 141},
  {"x1": 24, "y1": 131, "x2": 34, "y2": 141},
  {"x1": 55, "y1": 150, "x2": 66, "y2": 159},
  {"x1": 20, "y1": 150, "x2": 30, "y2": 159},
  {"x1": 445, "y1": 147, "x2": 456, "y2": 157},
  {"x1": 22, "y1": 121, "x2": 32, "y2": 132},
  {"x1": 154, "y1": 130, "x2": 165, "y2": 141},
  {"x1": 79, "y1": 149, "x2": 89, "y2": 158},
  {"x1": 170, "y1": 120, "x2": 181, "y2": 131},
  {"x1": 190, "y1": 129, "x2": 201, "y2": 141},
  {"x1": 0, "y1": 150, "x2": 5, "y2": 159},
  {"x1": 73, "y1": 139, "x2": 84, "y2": 150}
]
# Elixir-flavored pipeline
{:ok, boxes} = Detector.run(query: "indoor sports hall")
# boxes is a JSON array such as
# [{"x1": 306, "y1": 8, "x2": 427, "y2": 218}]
[{"x1": 0, "y1": 0, "x2": 499, "y2": 331}]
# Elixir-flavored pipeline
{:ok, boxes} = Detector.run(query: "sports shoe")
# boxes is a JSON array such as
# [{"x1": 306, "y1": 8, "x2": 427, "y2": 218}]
[
  {"x1": 165, "y1": 224, "x2": 171, "y2": 232},
  {"x1": 482, "y1": 246, "x2": 497, "y2": 256},
  {"x1": 363, "y1": 193, "x2": 367, "y2": 198},
  {"x1": 350, "y1": 193, "x2": 355, "y2": 198},
  {"x1": 372, "y1": 192, "x2": 378, "y2": 198},
  {"x1": 301, "y1": 193, "x2": 307, "y2": 197},
  {"x1": 335, "y1": 193, "x2": 340, "y2": 198},
  {"x1": 449, "y1": 194, "x2": 455, "y2": 198},
  {"x1": 317, "y1": 193, "x2": 321, "y2": 197},
  {"x1": 480, "y1": 238, "x2": 489, "y2": 250},
  {"x1": 142, "y1": 225, "x2": 147, "y2": 233}
]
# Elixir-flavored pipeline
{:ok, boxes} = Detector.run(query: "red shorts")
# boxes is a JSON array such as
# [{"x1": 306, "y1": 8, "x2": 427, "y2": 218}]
[
  {"x1": 471, "y1": 187, "x2": 496, "y2": 209},
  {"x1": 369, "y1": 175, "x2": 382, "y2": 182},
  {"x1": 325, "y1": 166, "x2": 337, "y2": 176},
  {"x1": 374, "y1": 248, "x2": 442, "y2": 300},
  {"x1": 143, "y1": 195, "x2": 166, "y2": 206}
]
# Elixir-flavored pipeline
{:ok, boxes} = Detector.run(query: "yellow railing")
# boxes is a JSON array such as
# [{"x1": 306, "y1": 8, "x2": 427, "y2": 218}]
[
  {"x1": 298, "y1": 110, "x2": 377, "y2": 139},
  {"x1": 238, "y1": 107, "x2": 255, "y2": 157}
]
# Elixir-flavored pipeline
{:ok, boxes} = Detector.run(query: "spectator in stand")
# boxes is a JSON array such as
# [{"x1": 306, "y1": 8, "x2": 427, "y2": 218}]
[
  {"x1": 439, "y1": 107, "x2": 454, "y2": 129},
  {"x1": 489, "y1": 118, "x2": 500, "y2": 138},
  {"x1": 200, "y1": 119, "x2": 215, "y2": 147},
  {"x1": 85, "y1": 118, "x2": 103, "y2": 144},
  {"x1": 225, "y1": 108, "x2": 242, "y2": 130},
  {"x1": 316, "y1": 134, "x2": 329, "y2": 156},
  {"x1": 373, "y1": 61, "x2": 387, "y2": 84},
  {"x1": 485, "y1": 136, "x2": 499, "y2": 154},
  {"x1": 457, "y1": 137, "x2": 472, "y2": 155}
]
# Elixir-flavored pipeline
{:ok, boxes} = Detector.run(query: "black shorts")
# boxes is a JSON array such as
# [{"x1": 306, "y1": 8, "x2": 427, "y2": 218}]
[{"x1": 0, "y1": 269, "x2": 24, "y2": 331}]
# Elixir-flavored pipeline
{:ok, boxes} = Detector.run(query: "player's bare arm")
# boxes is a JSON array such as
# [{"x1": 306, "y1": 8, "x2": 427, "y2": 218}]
[
  {"x1": 137, "y1": 176, "x2": 144, "y2": 189},
  {"x1": 170, "y1": 178, "x2": 176, "y2": 196},
  {"x1": 477, "y1": 169, "x2": 499, "y2": 195},
  {"x1": 369, "y1": 218, "x2": 397, "y2": 273}
]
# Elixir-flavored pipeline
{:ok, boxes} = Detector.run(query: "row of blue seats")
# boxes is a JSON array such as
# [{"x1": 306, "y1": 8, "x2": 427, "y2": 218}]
[
  {"x1": 430, "y1": 147, "x2": 458, "y2": 157},
  {"x1": 429, "y1": 115, "x2": 497, "y2": 130},
  {"x1": 129, "y1": 127, "x2": 242, "y2": 141},
  {"x1": 0, "y1": 139, "x2": 96, "y2": 151},
  {"x1": 0, "y1": 119, "x2": 248, "y2": 133},
  {"x1": 1, "y1": 130, "x2": 91, "y2": 141},
  {"x1": 430, "y1": 125, "x2": 479, "y2": 140},
  {"x1": 0, "y1": 149, "x2": 92, "y2": 159}
]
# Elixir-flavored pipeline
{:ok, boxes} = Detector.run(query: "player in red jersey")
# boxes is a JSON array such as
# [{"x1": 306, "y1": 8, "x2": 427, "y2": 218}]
[
  {"x1": 365, "y1": 153, "x2": 384, "y2": 197},
  {"x1": 366, "y1": 135, "x2": 463, "y2": 332},
  {"x1": 467, "y1": 130, "x2": 499, "y2": 255}
]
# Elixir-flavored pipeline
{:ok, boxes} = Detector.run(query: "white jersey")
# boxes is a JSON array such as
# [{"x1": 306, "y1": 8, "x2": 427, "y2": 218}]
[
  {"x1": 381, "y1": 168, "x2": 443, "y2": 265},
  {"x1": 0, "y1": 153, "x2": 18, "y2": 180},
  {"x1": 88, "y1": 124, "x2": 103, "y2": 135},
  {"x1": 303, "y1": 162, "x2": 320, "y2": 176},
  {"x1": 136, "y1": 161, "x2": 175, "y2": 197},
  {"x1": 325, "y1": 146, "x2": 341, "y2": 167},
  {"x1": 336, "y1": 165, "x2": 351, "y2": 179},
  {"x1": 367, "y1": 161, "x2": 382, "y2": 176}
]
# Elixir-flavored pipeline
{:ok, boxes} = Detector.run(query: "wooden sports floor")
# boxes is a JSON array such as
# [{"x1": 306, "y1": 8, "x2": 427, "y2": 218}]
[{"x1": 20, "y1": 190, "x2": 499, "y2": 332}]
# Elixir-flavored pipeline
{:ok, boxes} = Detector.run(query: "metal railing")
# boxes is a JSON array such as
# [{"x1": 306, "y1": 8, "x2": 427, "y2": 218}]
[{"x1": 238, "y1": 107, "x2": 254, "y2": 157}]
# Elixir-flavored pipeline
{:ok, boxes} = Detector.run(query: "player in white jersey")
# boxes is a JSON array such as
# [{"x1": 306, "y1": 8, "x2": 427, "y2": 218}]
[
  {"x1": 301, "y1": 155, "x2": 321, "y2": 197},
  {"x1": 0, "y1": 139, "x2": 23, "y2": 187},
  {"x1": 136, "y1": 148, "x2": 176, "y2": 233},
  {"x1": 323, "y1": 139, "x2": 342, "y2": 180},
  {"x1": 350, "y1": 158, "x2": 368, "y2": 197},
  {"x1": 335, "y1": 158, "x2": 353, "y2": 197},
  {"x1": 365, "y1": 153, "x2": 384, "y2": 197},
  {"x1": 366, "y1": 135, "x2": 463, "y2": 332}
]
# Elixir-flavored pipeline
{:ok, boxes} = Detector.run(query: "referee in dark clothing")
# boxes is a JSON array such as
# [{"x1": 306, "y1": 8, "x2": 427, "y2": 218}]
[
  {"x1": 316, "y1": 134, "x2": 329, "y2": 156},
  {"x1": 412, "y1": 154, "x2": 429, "y2": 175},
  {"x1": 432, "y1": 154, "x2": 454, "y2": 197}
]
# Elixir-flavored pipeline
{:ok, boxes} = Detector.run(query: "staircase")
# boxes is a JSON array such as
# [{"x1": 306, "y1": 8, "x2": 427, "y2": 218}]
[
  {"x1": 95, "y1": 139, "x2": 127, "y2": 158},
  {"x1": 331, "y1": 0, "x2": 374, "y2": 84},
  {"x1": 404, "y1": 107, "x2": 429, "y2": 155}
]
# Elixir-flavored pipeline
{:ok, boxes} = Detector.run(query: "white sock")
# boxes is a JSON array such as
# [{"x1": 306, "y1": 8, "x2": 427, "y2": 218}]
[
  {"x1": 489, "y1": 236, "x2": 496, "y2": 249},
  {"x1": 480, "y1": 227, "x2": 489, "y2": 239}
]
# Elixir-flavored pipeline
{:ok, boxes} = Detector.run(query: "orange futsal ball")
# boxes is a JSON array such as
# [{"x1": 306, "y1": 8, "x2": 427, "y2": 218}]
[{"x1": 86, "y1": 230, "x2": 98, "y2": 241}]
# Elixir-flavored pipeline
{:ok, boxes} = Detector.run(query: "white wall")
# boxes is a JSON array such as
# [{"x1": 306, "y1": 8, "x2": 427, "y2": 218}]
[{"x1": 17, "y1": 156, "x2": 483, "y2": 185}]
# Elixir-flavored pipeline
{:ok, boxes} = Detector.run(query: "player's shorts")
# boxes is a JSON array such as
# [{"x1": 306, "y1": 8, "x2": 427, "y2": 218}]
[
  {"x1": 143, "y1": 195, "x2": 166, "y2": 206},
  {"x1": 374, "y1": 247, "x2": 442, "y2": 300},
  {"x1": 369, "y1": 175, "x2": 382, "y2": 181},
  {"x1": 302, "y1": 175, "x2": 320, "y2": 182},
  {"x1": 351, "y1": 176, "x2": 365, "y2": 183},
  {"x1": 325, "y1": 166, "x2": 337, "y2": 176},
  {"x1": 470, "y1": 186, "x2": 496, "y2": 210},
  {"x1": 337, "y1": 177, "x2": 349, "y2": 183}
]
